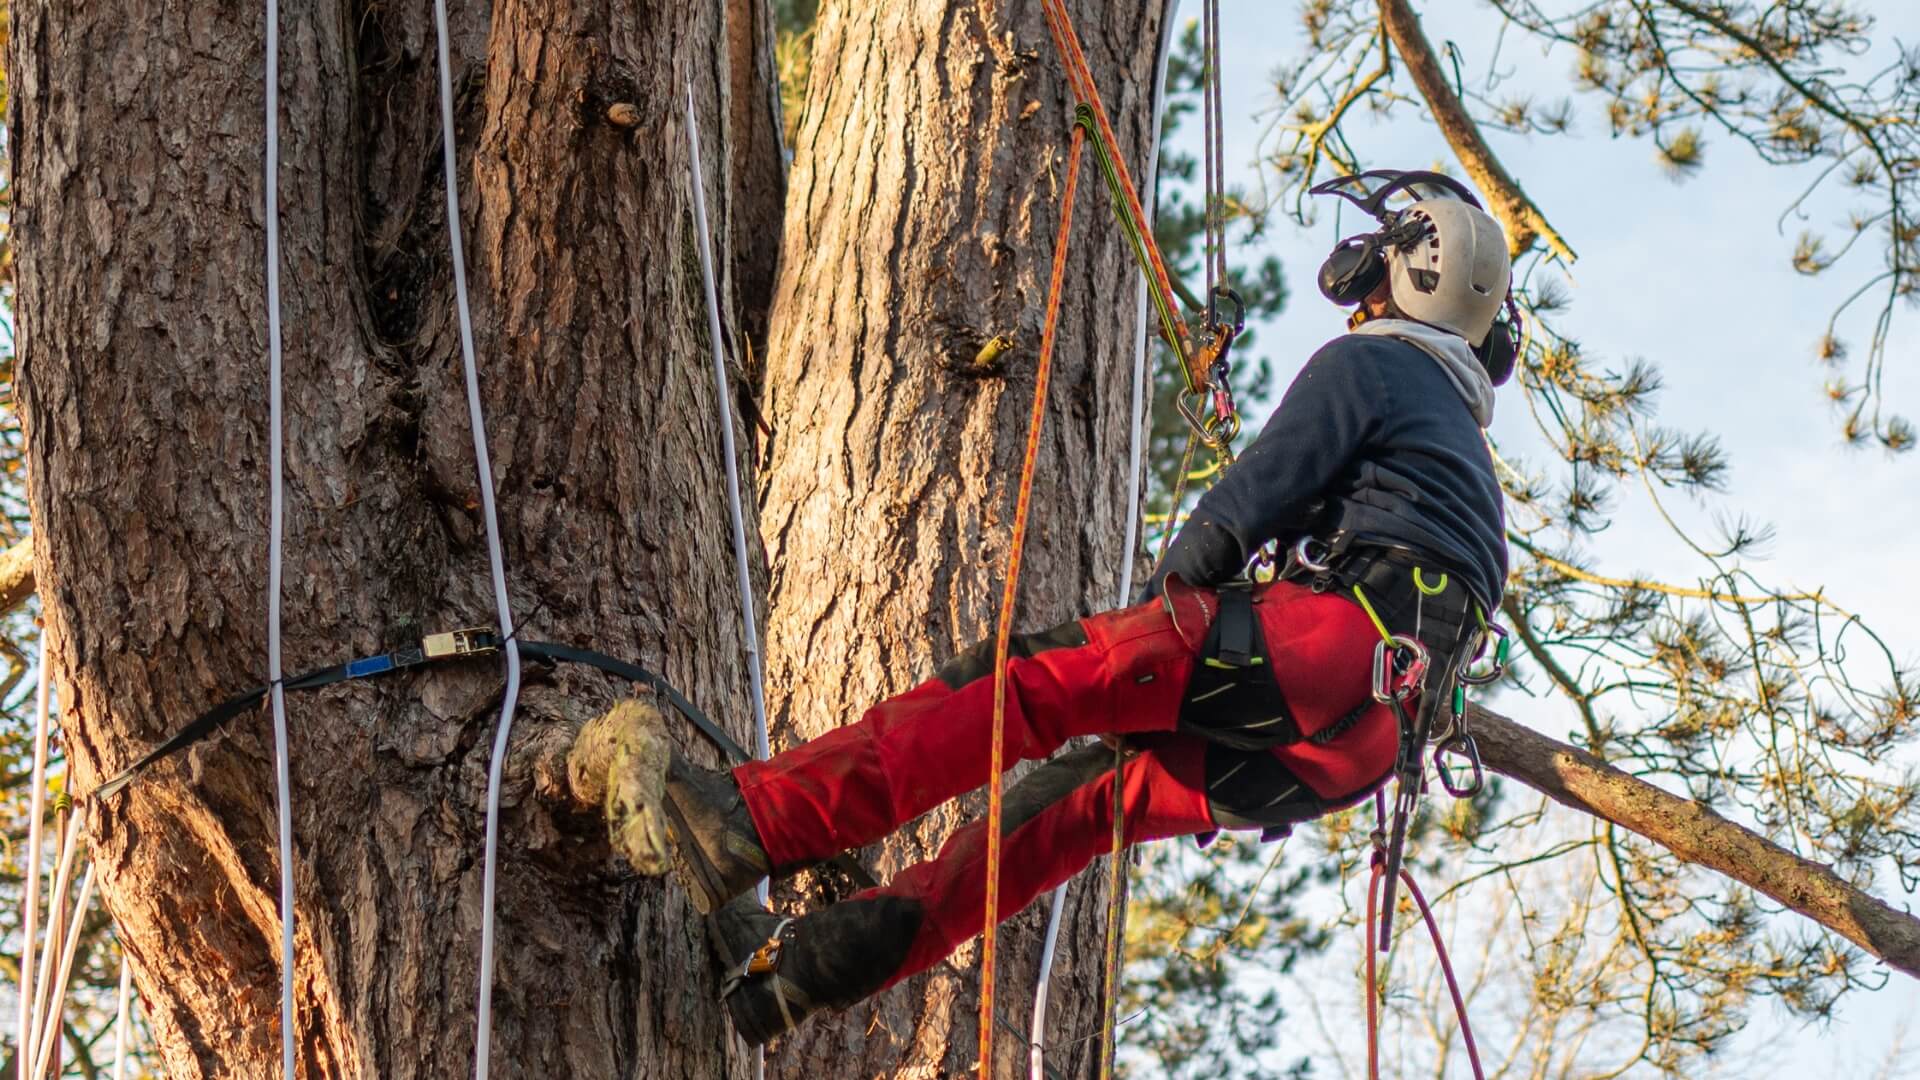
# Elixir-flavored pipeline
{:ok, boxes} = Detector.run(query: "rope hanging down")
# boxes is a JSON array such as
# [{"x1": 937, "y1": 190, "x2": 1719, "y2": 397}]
[
  {"x1": 1024, "y1": 5, "x2": 1178, "y2": 1072},
  {"x1": 978, "y1": 119, "x2": 1087, "y2": 1080},
  {"x1": 1364, "y1": 791, "x2": 1484, "y2": 1080},
  {"x1": 261, "y1": 0, "x2": 298, "y2": 1068},
  {"x1": 422, "y1": 2, "x2": 526, "y2": 1074},
  {"x1": 683, "y1": 82, "x2": 773, "y2": 1080},
  {"x1": 1012, "y1": 4, "x2": 1252, "y2": 1076}
]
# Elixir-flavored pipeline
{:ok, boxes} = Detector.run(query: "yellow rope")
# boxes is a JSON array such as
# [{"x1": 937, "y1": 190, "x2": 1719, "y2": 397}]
[{"x1": 1351, "y1": 584, "x2": 1395, "y2": 646}]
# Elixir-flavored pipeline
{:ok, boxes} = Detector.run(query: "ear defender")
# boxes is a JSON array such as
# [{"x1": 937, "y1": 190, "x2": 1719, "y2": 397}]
[
  {"x1": 1474, "y1": 297, "x2": 1523, "y2": 387},
  {"x1": 1316, "y1": 233, "x2": 1387, "y2": 306}
]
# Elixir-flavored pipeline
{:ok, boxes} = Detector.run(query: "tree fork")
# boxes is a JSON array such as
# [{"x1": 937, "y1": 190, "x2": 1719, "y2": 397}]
[{"x1": 1473, "y1": 705, "x2": 1920, "y2": 978}]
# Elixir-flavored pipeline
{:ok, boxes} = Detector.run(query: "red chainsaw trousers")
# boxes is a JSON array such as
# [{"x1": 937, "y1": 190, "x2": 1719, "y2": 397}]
[{"x1": 732, "y1": 580, "x2": 1399, "y2": 989}]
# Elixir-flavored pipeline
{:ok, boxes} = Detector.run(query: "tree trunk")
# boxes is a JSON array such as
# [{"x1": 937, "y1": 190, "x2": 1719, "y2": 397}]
[
  {"x1": 756, "y1": 1, "x2": 1169, "y2": 1076},
  {"x1": 10, "y1": 0, "x2": 785, "y2": 1075}
]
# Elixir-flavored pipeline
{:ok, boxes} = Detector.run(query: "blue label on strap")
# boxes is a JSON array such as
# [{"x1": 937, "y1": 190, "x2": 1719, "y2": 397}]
[{"x1": 347, "y1": 654, "x2": 395, "y2": 679}]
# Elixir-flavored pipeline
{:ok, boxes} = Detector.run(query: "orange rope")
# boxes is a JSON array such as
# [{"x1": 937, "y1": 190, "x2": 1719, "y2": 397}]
[{"x1": 979, "y1": 121, "x2": 1086, "y2": 1078}]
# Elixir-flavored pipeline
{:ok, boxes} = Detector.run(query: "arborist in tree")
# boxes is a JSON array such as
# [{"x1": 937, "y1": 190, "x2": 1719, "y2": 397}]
[{"x1": 589, "y1": 170, "x2": 1519, "y2": 1046}]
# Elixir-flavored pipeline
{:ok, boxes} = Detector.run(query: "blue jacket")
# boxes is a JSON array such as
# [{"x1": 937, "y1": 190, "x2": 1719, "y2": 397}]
[{"x1": 1146, "y1": 332, "x2": 1507, "y2": 609}]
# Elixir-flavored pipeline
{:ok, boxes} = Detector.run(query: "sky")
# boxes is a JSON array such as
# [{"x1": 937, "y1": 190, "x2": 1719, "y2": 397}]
[{"x1": 1171, "y1": 1, "x2": 1920, "y2": 1075}]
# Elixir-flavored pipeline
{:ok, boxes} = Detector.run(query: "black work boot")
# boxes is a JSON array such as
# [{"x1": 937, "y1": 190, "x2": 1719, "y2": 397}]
[
  {"x1": 576, "y1": 699, "x2": 771, "y2": 914},
  {"x1": 710, "y1": 894, "x2": 923, "y2": 1047},
  {"x1": 660, "y1": 750, "x2": 772, "y2": 915}
]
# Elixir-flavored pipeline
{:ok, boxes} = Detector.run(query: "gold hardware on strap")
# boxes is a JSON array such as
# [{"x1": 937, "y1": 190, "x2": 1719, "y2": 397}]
[{"x1": 422, "y1": 628, "x2": 497, "y2": 659}]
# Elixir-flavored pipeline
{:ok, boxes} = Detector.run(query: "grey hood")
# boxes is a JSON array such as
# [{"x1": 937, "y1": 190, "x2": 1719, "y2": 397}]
[{"x1": 1353, "y1": 318, "x2": 1495, "y2": 427}]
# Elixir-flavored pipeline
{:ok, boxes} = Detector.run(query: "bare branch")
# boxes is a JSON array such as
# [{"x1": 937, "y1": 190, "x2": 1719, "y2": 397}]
[
  {"x1": 1474, "y1": 704, "x2": 1920, "y2": 979},
  {"x1": 0, "y1": 536, "x2": 34, "y2": 616},
  {"x1": 1377, "y1": 0, "x2": 1579, "y2": 264}
]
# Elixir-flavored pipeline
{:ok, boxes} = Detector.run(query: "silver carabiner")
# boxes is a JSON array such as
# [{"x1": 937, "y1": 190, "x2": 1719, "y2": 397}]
[
  {"x1": 1371, "y1": 635, "x2": 1430, "y2": 703},
  {"x1": 1458, "y1": 623, "x2": 1510, "y2": 686},
  {"x1": 1290, "y1": 535, "x2": 1333, "y2": 575}
]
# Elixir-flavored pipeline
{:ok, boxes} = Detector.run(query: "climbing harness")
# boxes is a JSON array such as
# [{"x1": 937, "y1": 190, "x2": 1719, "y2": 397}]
[
  {"x1": 261, "y1": 0, "x2": 298, "y2": 1069},
  {"x1": 1286, "y1": 533, "x2": 1504, "y2": 950},
  {"x1": 1280, "y1": 534, "x2": 1501, "y2": 1076},
  {"x1": 684, "y1": 81, "x2": 774, "y2": 1080}
]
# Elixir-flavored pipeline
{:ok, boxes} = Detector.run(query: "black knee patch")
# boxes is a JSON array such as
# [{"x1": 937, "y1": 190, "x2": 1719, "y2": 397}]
[
  {"x1": 935, "y1": 619, "x2": 1090, "y2": 690},
  {"x1": 1179, "y1": 587, "x2": 1298, "y2": 750},
  {"x1": 787, "y1": 896, "x2": 924, "y2": 1009},
  {"x1": 1002, "y1": 743, "x2": 1114, "y2": 835}
]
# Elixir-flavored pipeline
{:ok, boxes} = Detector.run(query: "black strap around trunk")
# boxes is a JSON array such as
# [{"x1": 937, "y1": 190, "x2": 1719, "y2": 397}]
[{"x1": 88, "y1": 631, "x2": 879, "y2": 889}]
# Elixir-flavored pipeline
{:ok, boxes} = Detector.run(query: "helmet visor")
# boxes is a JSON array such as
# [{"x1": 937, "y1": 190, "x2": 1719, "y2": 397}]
[{"x1": 1308, "y1": 170, "x2": 1484, "y2": 219}]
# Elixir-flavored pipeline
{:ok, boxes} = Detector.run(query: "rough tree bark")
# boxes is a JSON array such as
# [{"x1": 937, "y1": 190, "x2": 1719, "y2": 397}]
[
  {"x1": 10, "y1": 0, "x2": 787, "y2": 1075},
  {"x1": 756, "y1": 1, "x2": 1169, "y2": 1076}
]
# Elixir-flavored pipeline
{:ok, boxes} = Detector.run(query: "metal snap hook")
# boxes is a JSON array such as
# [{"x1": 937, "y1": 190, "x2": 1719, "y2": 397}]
[
  {"x1": 1459, "y1": 623, "x2": 1511, "y2": 686},
  {"x1": 1371, "y1": 635, "x2": 1430, "y2": 703},
  {"x1": 1434, "y1": 733, "x2": 1485, "y2": 798},
  {"x1": 1290, "y1": 535, "x2": 1333, "y2": 574}
]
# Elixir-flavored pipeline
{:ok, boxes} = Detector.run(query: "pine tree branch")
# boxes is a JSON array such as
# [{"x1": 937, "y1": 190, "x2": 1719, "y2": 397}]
[
  {"x1": 1471, "y1": 704, "x2": 1920, "y2": 978},
  {"x1": 0, "y1": 536, "x2": 34, "y2": 615},
  {"x1": 1375, "y1": 0, "x2": 1577, "y2": 264}
]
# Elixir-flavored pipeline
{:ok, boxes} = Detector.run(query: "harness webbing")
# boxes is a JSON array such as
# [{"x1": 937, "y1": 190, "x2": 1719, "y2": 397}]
[{"x1": 978, "y1": 118, "x2": 1086, "y2": 1080}]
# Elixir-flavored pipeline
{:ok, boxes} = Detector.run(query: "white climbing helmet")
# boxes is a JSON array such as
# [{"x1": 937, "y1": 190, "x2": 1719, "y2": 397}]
[
  {"x1": 1310, "y1": 170, "x2": 1513, "y2": 347},
  {"x1": 1384, "y1": 197, "x2": 1511, "y2": 346}
]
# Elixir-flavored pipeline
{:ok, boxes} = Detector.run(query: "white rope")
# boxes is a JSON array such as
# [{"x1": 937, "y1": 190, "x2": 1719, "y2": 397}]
[
  {"x1": 30, "y1": 863, "x2": 95, "y2": 1080},
  {"x1": 427, "y1": 2, "x2": 524, "y2": 1075},
  {"x1": 25, "y1": 811, "x2": 82, "y2": 1080},
  {"x1": 16, "y1": 637, "x2": 51, "y2": 1080},
  {"x1": 683, "y1": 83, "x2": 771, "y2": 1080},
  {"x1": 262, "y1": 0, "x2": 299, "y2": 1070},
  {"x1": 111, "y1": 952, "x2": 135, "y2": 1080},
  {"x1": 1027, "y1": 7, "x2": 1179, "y2": 1074}
]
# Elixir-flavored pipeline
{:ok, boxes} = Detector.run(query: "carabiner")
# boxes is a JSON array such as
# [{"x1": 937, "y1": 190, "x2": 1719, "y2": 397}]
[
  {"x1": 1202, "y1": 402, "x2": 1241, "y2": 446},
  {"x1": 1434, "y1": 733, "x2": 1485, "y2": 798},
  {"x1": 1207, "y1": 284, "x2": 1246, "y2": 337},
  {"x1": 1459, "y1": 623, "x2": 1511, "y2": 686},
  {"x1": 1371, "y1": 635, "x2": 1430, "y2": 703},
  {"x1": 1290, "y1": 535, "x2": 1333, "y2": 574}
]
